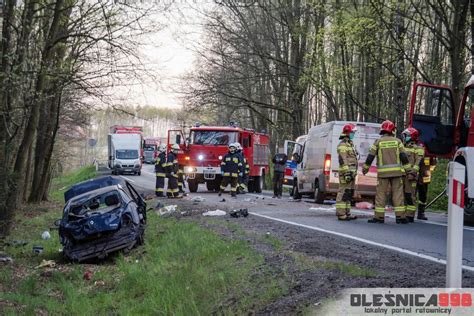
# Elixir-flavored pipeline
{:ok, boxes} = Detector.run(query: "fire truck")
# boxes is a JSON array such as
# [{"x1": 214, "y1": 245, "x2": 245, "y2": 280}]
[
  {"x1": 168, "y1": 124, "x2": 270, "y2": 193},
  {"x1": 408, "y1": 76, "x2": 474, "y2": 222},
  {"x1": 143, "y1": 137, "x2": 161, "y2": 164}
]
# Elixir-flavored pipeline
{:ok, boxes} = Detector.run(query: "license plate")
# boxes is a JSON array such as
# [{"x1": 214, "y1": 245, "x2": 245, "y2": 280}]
[
  {"x1": 204, "y1": 169, "x2": 216, "y2": 173},
  {"x1": 125, "y1": 169, "x2": 132, "y2": 172}
]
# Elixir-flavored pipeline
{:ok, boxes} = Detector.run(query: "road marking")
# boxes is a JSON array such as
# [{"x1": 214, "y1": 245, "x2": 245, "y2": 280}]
[
  {"x1": 307, "y1": 207, "x2": 474, "y2": 232},
  {"x1": 119, "y1": 175, "x2": 135, "y2": 183},
  {"x1": 250, "y1": 212, "x2": 474, "y2": 272}
]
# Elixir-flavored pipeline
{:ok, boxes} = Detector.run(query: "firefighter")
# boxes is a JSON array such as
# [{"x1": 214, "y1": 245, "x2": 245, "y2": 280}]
[
  {"x1": 362, "y1": 120, "x2": 412, "y2": 224},
  {"x1": 154, "y1": 144, "x2": 167, "y2": 197},
  {"x1": 417, "y1": 157, "x2": 436, "y2": 220},
  {"x1": 401, "y1": 127, "x2": 424, "y2": 222},
  {"x1": 177, "y1": 167, "x2": 186, "y2": 195},
  {"x1": 236, "y1": 143, "x2": 250, "y2": 194},
  {"x1": 219, "y1": 143, "x2": 242, "y2": 197},
  {"x1": 335, "y1": 123, "x2": 358, "y2": 221},
  {"x1": 166, "y1": 144, "x2": 180, "y2": 198},
  {"x1": 272, "y1": 148, "x2": 287, "y2": 199}
]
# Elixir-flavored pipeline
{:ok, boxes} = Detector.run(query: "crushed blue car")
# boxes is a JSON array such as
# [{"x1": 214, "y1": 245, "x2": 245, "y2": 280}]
[{"x1": 57, "y1": 177, "x2": 147, "y2": 262}]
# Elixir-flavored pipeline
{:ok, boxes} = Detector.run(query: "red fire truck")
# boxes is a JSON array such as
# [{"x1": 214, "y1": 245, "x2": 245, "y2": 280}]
[{"x1": 168, "y1": 125, "x2": 270, "y2": 193}]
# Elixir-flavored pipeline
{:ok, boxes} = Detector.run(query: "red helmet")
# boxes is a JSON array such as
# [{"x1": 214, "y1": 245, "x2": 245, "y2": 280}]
[
  {"x1": 342, "y1": 123, "x2": 357, "y2": 134},
  {"x1": 380, "y1": 120, "x2": 396, "y2": 135},
  {"x1": 402, "y1": 127, "x2": 419, "y2": 142}
]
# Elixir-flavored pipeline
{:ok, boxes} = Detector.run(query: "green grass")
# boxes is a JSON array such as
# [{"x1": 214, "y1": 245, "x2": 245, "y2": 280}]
[
  {"x1": 426, "y1": 159, "x2": 448, "y2": 212},
  {"x1": 49, "y1": 165, "x2": 97, "y2": 202},
  {"x1": 0, "y1": 209, "x2": 288, "y2": 315}
]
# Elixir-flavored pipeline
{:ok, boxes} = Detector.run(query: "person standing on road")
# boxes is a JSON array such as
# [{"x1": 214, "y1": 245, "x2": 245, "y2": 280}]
[
  {"x1": 272, "y1": 148, "x2": 287, "y2": 199},
  {"x1": 166, "y1": 144, "x2": 180, "y2": 198},
  {"x1": 177, "y1": 167, "x2": 186, "y2": 196},
  {"x1": 401, "y1": 128, "x2": 424, "y2": 222},
  {"x1": 416, "y1": 157, "x2": 436, "y2": 220},
  {"x1": 363, "y1": 120, "x2": 412, "y2": 224},
  {"x1": 219, "y1": 143, "x2": 242, "y2": 197},
  {"x1": 335, "y1": 124, "x2": 359, "y2": 221},
  {"x1": 154, "y1": 144, "x2": 167, "y2": 197},
  {"x1": 236, "y1": 143, "x2": 250, "y2": 194}
]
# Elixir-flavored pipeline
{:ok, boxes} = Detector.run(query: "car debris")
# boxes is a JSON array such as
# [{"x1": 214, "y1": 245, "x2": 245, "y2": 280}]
[
  {"x1": 33, "y1": 245, "x2": 44, "y2": 254},
  {"x1": 203, "y1": 210, "x2": 226, "y2": 216},
  {"x1": 355, "y1": 201, "x2": 374, "y2": 209},
  {"x1": 230, "y1": 209, "x2": 249, "y2": 218},
  {"x1": 41, "y1": 231, "x2": 51, "y2": 240},
  {"x1": 36, "y1": 260, "x2": 56, "y2": 269},
  {"x1": 157, "y1": 205, "x2": 178, "y2": 217},
  {"x1": 0, "y1": 253, "x2": 13, "y2": 263},
  {"x1": 310, "y1": 207, "x2": 336, "y2": 212},
  {"x1": 83, "y1": 270, "x2": 93, "y2": 280},
  {"x1": 57, "y1": 177, "x2": 147, "y2": 262},
  {"x1": 191, "y1": 196, "x2": 205, "y2": 202}
]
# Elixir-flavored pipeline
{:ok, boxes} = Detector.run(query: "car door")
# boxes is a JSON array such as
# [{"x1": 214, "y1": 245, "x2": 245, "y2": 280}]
[{"x1": 408, "y1": 82, "x2": 456, "y2": 158}]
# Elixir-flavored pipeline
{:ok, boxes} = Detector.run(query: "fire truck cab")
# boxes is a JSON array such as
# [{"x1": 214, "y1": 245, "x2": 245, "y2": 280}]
[
  {"x1": 408, "y1": 76, "x2": 474, "y2": 222},
  {"x1": 168, "y1": 125, "x2": 270, "y2": 193}
]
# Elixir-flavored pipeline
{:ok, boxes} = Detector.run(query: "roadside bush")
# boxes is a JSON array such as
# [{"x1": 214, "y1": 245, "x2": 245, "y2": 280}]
[{"x1": 427, "y1": 159, "x2": 448, "y2": 212}]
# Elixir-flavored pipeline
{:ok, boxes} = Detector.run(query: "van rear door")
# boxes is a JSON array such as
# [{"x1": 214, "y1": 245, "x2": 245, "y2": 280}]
[{"x1": 353, "y1": 124, "x2": 379, "y2": 195}]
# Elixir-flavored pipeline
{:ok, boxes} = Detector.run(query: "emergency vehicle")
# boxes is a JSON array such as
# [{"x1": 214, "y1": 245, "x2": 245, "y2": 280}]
[
  {"x1": 408, "y1": 76, "x2": 474, "y2": 222},
  {"x1": 143, "y1": 137, "x2": 161, "y2": 164},
  {"x1": 168, "y1": 124, "x2": 270, "y2": 193}
]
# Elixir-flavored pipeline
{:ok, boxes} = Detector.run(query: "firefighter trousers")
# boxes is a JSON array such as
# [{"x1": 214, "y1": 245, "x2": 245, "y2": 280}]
[
  {"x1": 375, "y1": 177, "x2": 405, "y2": 220},
  {"x1": 238, "y1": 174, "x2": 249, "y2": 192},
  {"x1": 417, "y1": 182, "x2": 428, "y2": 214},
  {"x1": 404, "y1": 178, "x2": 417, "y2": 218},
  {"x1": 273, "y1": 171, "x2": 284, "y2": 196},
  {"x1": 166, "y1": 174, "x2": 179, "y2": 197},
  {"x1": 220, "y1": 176, "x2": 238, "y2": 196},
  {"x1": 177, "y1": 169, "x2": 185, "y2": 193},
  {"x1": 336, "y1": 178, "x2": 355, "y2": 218},
  {"x1": 155, "y1": 174, "x2": 166, "y2": 196}
]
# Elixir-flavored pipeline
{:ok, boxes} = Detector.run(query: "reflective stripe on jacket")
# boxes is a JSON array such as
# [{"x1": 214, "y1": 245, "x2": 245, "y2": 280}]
[
  {"x1": 369, "y1": 135, "x2": 409, "y2": 178},
  {"x1": 337, "y1": 139, "x2": 358, "y2": 175}
]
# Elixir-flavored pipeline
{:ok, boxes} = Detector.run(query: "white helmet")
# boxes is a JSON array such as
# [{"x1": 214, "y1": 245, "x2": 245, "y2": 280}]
[
  {"x1": 158, "y1": 144, "x2": 167, "y2": 152},
  {"x1": 171, "y1": 144, "x2": 180, "y2": 151},
  {"x1": 228, "y1": 143, "x2": 237, "y2": 149},
  {"x1": 235, "y1": 142, "x2": 242, "y2": 150}
]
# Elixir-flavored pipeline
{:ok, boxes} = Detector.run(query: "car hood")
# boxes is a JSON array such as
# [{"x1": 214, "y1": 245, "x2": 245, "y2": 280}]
[{"x1": 61, "y1": 210, "x2": 123, "y2": 241}]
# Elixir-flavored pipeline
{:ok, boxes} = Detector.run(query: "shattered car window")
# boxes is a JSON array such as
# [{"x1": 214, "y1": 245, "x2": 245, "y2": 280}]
[{"x1": 67, "y1": 190, "x2": 122, "y2": 220}]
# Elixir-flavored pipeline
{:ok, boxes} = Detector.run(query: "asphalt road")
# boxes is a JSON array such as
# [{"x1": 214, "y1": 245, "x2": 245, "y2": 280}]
[{"x1": 118, "y1": 164, "x2": 474, "y2": 270}]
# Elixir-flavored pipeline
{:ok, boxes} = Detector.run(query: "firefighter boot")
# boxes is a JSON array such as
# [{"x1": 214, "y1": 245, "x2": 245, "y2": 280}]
[
  {"x1": 338, "y1": 215, "x2": 350, "y2": 221},
  {"x1": 368, "y1": 218, "x2": 384, "y2": 223},
  {"x1": 407, "y1": 216, "x2": 415, "y2": 223},
  {"x1": 346, "y1": 213, "x2": 358, "y2": 220},
  {"x1": 396, "y1": 217, "x2": 408, "y2": 224},
  {"x1": 417, "y1": 204, "x2": 428, "y2": 220}
]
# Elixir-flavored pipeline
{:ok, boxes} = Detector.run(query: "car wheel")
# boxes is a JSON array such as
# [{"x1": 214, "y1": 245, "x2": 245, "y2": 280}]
[
  {"x1": 314, "y1": 180, "x2": 325, "y2": 204},
  {"x1": 138, "y1": 171, "x2": 141, "y2": 176},
  {"x1": 188, "y1": 180, "x2": 199, "y2": 192}
]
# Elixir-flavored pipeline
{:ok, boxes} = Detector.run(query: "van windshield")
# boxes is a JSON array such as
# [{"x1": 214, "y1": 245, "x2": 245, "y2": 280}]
[
  {"x1": 116, "y1": 149, "x2": 138, "y2": 159},
  {"x1": 191, "y1": 131, "x2": 238, "y2": 145}
]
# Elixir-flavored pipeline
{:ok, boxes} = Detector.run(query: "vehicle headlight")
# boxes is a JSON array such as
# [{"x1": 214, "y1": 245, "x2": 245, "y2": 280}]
[
  {"x1": 218, "y1": 155, "x2": 223, "y2": 160},
  {"x1": 115, "y1": 163, "x2": 121, "y2": 168},
  {"x1": 134, "y1": 164, "x2": 140, "y2": 168},
  {"x1": 198, "y1": 154, "x2": 204, "y2": 161},
  {"x1": 186, "y1": 167, "x2": 195, "y2": 173}
]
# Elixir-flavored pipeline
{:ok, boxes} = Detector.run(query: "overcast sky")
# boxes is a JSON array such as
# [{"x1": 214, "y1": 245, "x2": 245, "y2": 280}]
[{"x1": 109, "y1": 2, "x2": 212, "y2": 109}]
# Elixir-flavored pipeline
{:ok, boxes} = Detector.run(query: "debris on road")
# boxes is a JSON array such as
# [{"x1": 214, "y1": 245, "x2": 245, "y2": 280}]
[
  {"x1": 355, "y1": 202, "x2": 374, "y2": 209},
  {"x1": 33, "y1": 245, "x2": 44, "y2": 254},
  {"x1": 244, "y1": 198, "x2": 252, "y2": 202},
  {"x1": 41, "y1": 231, "x2": 51, "y2": 240},
  {"x1": 154, "y1": 200, "x2": 165, "y2": 209},
  {"x1": 203, "y1": 210, "x2": 226, "y2": 216},
  {"x1": 220, "y1": 198, "x2": 226, "y2": 202},
  {"x1": 94, "y1": 280, "x2": 106, "y2": 287},
  {"x1": 230, "y1": 209, "x2": 249, "y2": 218},
  {"x1": 157, "y1": 205, "x2": 178, "y2": 217},
  {"x1": 191, "y1": 196, "x2": 205, "y2": 202},
  {"x1": 36, "y1": 259, "x2": 56, "y2": 269},
  {"x1": 310, "y1": 207, "x2": 336, "y2": 212}
]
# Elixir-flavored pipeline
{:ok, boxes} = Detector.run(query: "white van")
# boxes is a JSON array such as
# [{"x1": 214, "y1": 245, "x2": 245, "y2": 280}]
[{"x1": 288, "y1": 121, "x2": 380, "y2": 203}]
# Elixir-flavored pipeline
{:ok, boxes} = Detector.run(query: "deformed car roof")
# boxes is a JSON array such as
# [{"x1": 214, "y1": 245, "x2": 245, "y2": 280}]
[
  {"x1": 66, "y1": 185, "x2": 123, "y2": 207},
  {"x1": 64, "y1": 176, "x2": 121, "y2": 202}
]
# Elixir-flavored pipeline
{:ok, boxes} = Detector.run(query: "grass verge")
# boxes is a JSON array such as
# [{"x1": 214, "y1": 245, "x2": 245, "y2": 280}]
[
  {"x1": 0, "y1": 208, "x2": 287, "y2": 314},
  {"x1": 49, "y1": 165, "x2": 97, "y2": 202}
]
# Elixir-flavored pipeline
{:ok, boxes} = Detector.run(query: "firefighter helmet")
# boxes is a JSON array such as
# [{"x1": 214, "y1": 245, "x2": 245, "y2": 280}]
[
  {"x1": 229, "y1": 143, "x2": 237, "y2": 150},
  {"x1": 158, "y1": 144, "x2": 167, "y2": 152},
  {"x1": 235, "y1": 142, "x2": 242, "y2": 150},
  {"x1": 380, "y1": 120, "x2": 396, "y2": 135},
  {"x1": 340, "y1": 123, "x2": 357, "y2": 139},
  {"x1": 402, "y1": 127, "x2": 419, "y2": 143}
]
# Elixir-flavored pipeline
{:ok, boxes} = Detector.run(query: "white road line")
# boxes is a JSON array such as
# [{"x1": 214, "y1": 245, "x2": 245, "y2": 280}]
[
  {"x1": 307, "y1": 207, "x2": 474, "y2": 232},
  {"x1": 250, "y1": 212, "x2": 474, "y2": 272},
  {"x1": 119, "y1": 175, "x2": 135, "y2": 183}
]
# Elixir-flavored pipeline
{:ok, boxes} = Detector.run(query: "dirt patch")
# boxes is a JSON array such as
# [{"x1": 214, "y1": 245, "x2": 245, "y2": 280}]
[{"x1": 164, "y1": 197, "x2": 474, "y2": 315}]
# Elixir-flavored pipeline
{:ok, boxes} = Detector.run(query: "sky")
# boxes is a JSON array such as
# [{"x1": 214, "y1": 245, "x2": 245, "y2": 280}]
[{"x1": 109, "y1": 2, "x2": 212, "y2": 109}]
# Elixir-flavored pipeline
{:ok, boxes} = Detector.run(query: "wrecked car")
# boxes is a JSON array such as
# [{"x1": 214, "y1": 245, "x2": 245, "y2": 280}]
[{"x1": 57, "y1": 177, "x2": 147, "y2": 262}]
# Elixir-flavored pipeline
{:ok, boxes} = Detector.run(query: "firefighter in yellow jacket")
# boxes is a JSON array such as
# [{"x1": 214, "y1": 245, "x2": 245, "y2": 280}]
[
  {"x1": 336, "y1": 123, "x2": 359, "y2": 221},
  {"x1": 363, "y1": 120, "x2": 412, "y2": 224},
  {"x1": 401, "y1": 127, "x2": 424, "y2": 222},
  {"x1": 154, "y1": 144, "x2": 167, "y2": 197}
]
